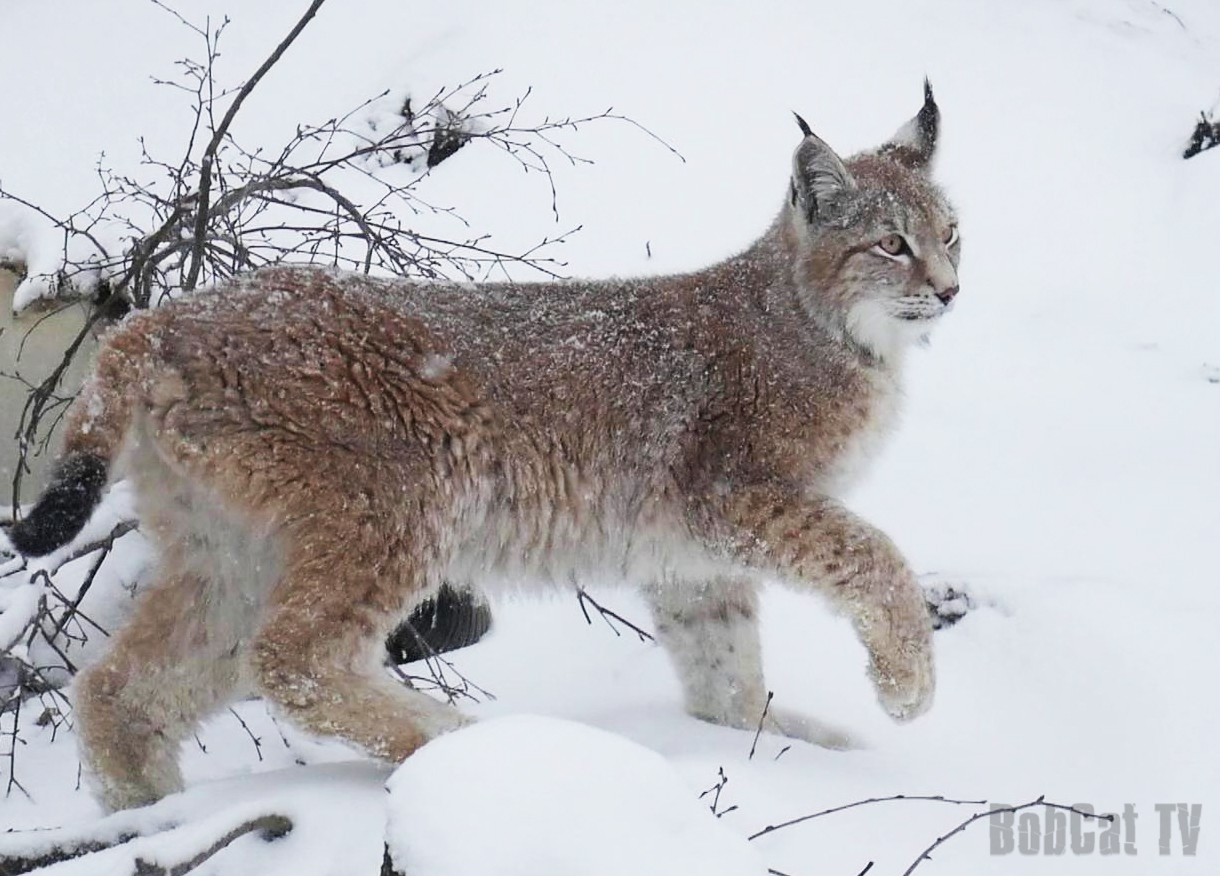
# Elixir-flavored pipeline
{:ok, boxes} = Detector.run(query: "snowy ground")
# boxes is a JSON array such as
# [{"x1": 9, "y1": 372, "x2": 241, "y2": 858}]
[{"x1": 2, "y1": 0, "x2": 1219, "y2": 873}]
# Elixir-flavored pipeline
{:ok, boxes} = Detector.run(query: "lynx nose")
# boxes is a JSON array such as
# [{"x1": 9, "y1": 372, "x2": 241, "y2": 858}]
[{"x1": 935, "y1": 285, "x2": 959, "y2": 305}]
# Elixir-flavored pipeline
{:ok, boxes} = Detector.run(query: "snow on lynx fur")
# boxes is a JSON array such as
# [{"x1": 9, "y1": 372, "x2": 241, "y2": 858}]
[{"x1": 5, "y1": 82, "x2": 960, "y2": 811}]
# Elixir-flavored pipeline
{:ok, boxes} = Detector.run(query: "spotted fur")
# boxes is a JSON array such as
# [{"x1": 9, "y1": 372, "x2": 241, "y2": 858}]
[{"x1": 7, "y1": 84, "x2": 960, "y2": 810}]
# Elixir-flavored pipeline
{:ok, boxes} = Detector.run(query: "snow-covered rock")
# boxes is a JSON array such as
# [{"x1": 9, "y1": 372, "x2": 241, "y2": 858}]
[{"x1": 385, "y1": 715, "x2": 768, "y2": 876}]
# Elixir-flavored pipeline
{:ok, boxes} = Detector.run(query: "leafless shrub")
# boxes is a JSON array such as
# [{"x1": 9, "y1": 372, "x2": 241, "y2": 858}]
[
  {"x1": 738, "y1": 779, "x2": 1112, "y2": 876},
  {"x1": 1, "y1": 521, "x2": 136, "y2": 797}
]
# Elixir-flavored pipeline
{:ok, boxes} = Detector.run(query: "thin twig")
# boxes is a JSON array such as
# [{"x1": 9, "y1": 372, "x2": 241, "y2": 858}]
[
  {"x1": 0, "y1": 187, "x2": 111, "y2": 265},
  {"x1": 748, "y1": 795, "x2": 988, "y2": 842},
  {"x1": 385, "y1": 620, "x2": 495, "y2": 705},
  {"x1": 698, "y1": 767, "x2": 737, "y2": 818},
  {"x1": 9, "y1": 309, "x2": 109, "y2": 509},
  {"x1": 901, "y1": 796, "x2": 1113, "y2": 875},
  {"x1": 748, "y1": 691, "x2": 774, "y2": 760},
  {"x1": 184, "y1": 0, "x2": 328, "y2": 290},
  {"x1": 3, "y1": 694, "x2": 32, "y2": 799},
  {"x1": 227, "y1": 708, "x2": 264, "y2": 762},
  {"x1": 575, "y1": 587, "x2": 654, "y2": 642},
  {"x1": 43, "y1": 521, "x2": 137, "y2": 642}
]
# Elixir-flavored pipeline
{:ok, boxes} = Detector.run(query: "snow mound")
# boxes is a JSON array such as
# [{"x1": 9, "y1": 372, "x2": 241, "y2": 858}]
[{"x1": 385, "y1": 715, "x2": 767, "y2": 876}]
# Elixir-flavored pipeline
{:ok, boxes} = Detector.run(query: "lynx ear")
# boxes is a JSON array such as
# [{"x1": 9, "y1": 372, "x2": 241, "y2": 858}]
[
  {"x1": 790, "y1": 116, "x2": 854, "y2": 224},
  {"x1": 879, "y1": 78, "x2": 940, "y2": 171}
]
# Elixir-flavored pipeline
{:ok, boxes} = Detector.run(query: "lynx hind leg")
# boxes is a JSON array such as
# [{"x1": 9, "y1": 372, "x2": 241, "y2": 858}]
[
  {"x1": 75, "y1": 429, "x2": 268, "y2": 812},
  {"x1": 250, "y1": 523, "x2": 471, "y2": 764},
  {"x1": 75, "y1": 570, "x2": 246, "y2": 811},
  {"x1": 645, "y1": 578, "x2": 859, "y2": 750}
]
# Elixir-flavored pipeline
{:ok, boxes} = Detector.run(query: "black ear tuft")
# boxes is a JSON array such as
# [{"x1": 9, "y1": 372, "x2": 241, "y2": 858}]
[
  {"x1": 793, "y1": 112, "x2": 814, "y2": 138},
  {"x1": 915, "y1": 78, "x2": 938, "y2": 151},
  {"x1": 879, "y1": 79, "x2": 941, "y2": 172}
]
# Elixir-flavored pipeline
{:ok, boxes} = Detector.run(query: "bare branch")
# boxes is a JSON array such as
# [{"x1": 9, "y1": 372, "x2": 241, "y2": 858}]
[
  {"x1": 698, "y1": 767, "x2": 738, "y2": 818},
  {"x1": 3, "y1": 694, "x2": 31, "y2": 800},
  {"x1": 0, "y1": 828, "x2": 138, "y2": 874},
  {"x1": 46, "y1": 520, "x2": 140, "y2": 577},
  {"x1": 748, "y1": 691, "x2": 774, "y2": 761},
  {"x1": 227, "y1": 708, "x2": 264, "y2": 762},
  {"x1": 575, "y1": 587, "x2": 654, "y2": 643},
  {"x1": 8, "y1": 307, "x2": 108, "y2": 509},
  {"x1": 0, "y1": 187, "x2": 111, "y2": 264},
  {"x1": 748, "y1": 795, "x2": 988, "y2": 842},
  {"x1": 901, "y1": 797, "x2": 1113, "y2": 875},
  {"x1": 0, "y1": 2, "x2": 680, "y2": 781},
  {"x1": 0, "y1": 814, "x2": 291, "y2": 876},
  {"x1": 384, "y1": 622, "x2": 496, "y2": 707},
  {"x1": 134, "y1": 814, "x2": 292, "y2": 875},
  {"x1": 185, "y1": 0, "x2": 328, "y2": 289}
]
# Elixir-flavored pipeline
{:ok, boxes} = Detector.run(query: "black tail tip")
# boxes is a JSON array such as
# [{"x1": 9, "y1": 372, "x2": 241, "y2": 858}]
[
  {"x1": 386, "y1": 583, "x2": 493, "y2": 664},
  {"x1": 7, "y1": 453, "x2": 108, "y2": 557}
]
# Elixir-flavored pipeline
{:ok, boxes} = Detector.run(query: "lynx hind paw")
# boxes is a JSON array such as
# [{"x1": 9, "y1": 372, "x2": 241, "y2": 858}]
[
  {"x1": 767, "y1": 706, "x2": 865, "y2": 751},
  {"x1": 921, "y1": 576, "x2": 978, "y2": 630},
  {"x1": 420, "y1": 700, "x2": 477, "y2": 739}
]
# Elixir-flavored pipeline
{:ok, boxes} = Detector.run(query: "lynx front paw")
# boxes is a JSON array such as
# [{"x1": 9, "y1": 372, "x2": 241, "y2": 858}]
[
  {"x1": 866, "y1": 583, "x2": 936, "y2": 722},
  {"x1": 869, "y1": 633, "x2": 935, "y2": 722}
]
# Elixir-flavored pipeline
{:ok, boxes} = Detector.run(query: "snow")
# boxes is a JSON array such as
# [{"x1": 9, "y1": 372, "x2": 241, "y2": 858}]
[
  {"x1": 385, "y1": 715, "x2": 767, "y2": 876},
  {"x1": 2, "y1": 0, "x2": 1220, "y2": 873},
  {"x1": 0, "y1": 582, "x2": 42, "y2": 653},
  {"x1": 0, "y1": 762, "x2": 390, "y2": 876}
]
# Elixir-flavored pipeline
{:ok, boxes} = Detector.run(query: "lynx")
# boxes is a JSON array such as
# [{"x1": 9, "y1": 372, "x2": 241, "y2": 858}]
[{"x1": 4, "y1": 82, "x2": 959, "y2": 811}]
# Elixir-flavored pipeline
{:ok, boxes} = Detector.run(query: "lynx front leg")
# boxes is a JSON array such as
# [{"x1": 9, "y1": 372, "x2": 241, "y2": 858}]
[
  {"x1": 644, "y1": 578, "x2": 857, "y2": 749},
  {"x1": 701, "y1": 489, "x2": 935, "y2": 722}
]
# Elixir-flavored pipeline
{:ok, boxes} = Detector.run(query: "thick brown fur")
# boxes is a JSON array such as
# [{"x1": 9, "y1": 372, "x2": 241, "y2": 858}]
[{"x1": 28, "y1": 86, "x2": 960, "y2": 810}]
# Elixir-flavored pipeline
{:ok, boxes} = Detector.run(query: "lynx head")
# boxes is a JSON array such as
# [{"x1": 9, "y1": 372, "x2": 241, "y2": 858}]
[{"x1": 786, "y1": 80, "x2": 960, "y2": 363}]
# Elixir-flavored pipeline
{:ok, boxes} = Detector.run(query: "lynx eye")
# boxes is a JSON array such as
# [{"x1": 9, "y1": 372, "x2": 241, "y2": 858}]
[
  {"x1": 876, "y1": 233, "x2": 910, "y2": 257},
  {"x1": 943, "y1": 225, "x2": 959, "y2": 247}
]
